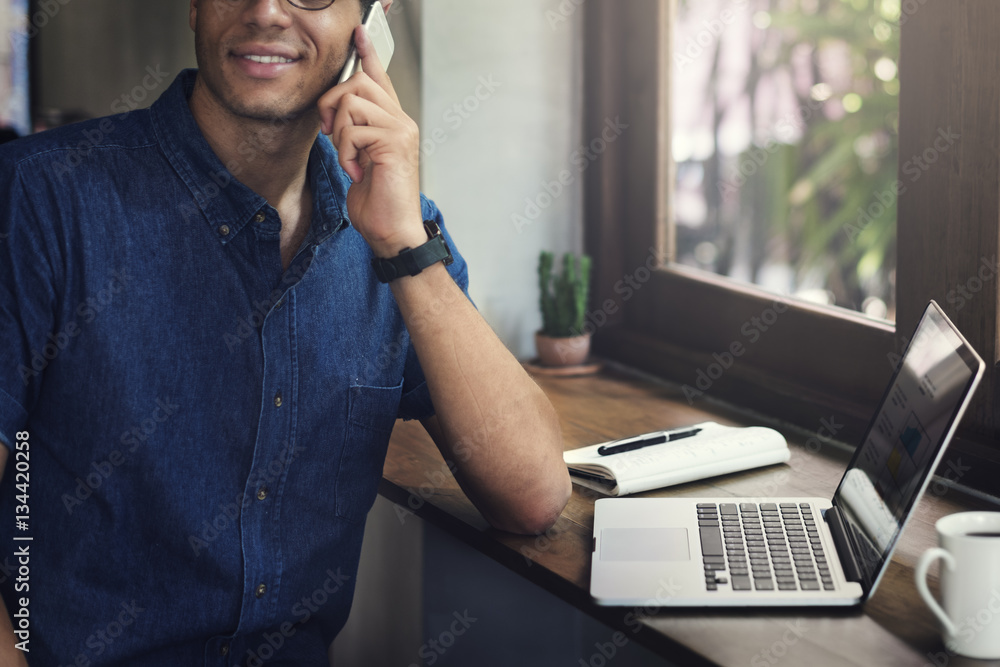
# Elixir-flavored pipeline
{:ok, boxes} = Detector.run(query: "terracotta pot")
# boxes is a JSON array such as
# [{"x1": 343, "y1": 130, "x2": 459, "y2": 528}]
[{"x1": 535, "y1": 331, "x2": 591, "y2": 367}]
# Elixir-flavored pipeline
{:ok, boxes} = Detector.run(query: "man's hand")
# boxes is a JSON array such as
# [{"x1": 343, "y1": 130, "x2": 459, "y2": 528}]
[{"x1": 318, "y1": 23, "x2": 425, "y2": 257}]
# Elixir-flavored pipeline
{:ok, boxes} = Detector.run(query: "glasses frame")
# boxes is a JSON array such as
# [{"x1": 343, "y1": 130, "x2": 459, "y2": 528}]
[{"x1": 285, "y1": 0, "x2": 336, "y2": 10}]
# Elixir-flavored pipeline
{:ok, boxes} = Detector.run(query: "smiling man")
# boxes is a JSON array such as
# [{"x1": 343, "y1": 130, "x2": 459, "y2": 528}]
[{"x1": 0, "y1": 0, "x2": 570, "y2": 664}]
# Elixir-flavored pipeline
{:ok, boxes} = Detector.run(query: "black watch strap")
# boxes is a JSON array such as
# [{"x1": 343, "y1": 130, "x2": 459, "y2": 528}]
[{"x1": 371, "y1": 220, "x2": 454, "y2": 283}]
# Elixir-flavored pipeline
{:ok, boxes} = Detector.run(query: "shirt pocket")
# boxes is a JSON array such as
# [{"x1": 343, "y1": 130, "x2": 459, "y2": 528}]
[{"x1": 335, "y1": 381, "x2": 404, "y2": 521}]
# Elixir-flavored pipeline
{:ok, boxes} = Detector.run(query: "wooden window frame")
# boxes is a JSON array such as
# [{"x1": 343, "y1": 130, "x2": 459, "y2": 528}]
[{"x1": 581, "y1": 0, "x2": 1000, "y2": 492}]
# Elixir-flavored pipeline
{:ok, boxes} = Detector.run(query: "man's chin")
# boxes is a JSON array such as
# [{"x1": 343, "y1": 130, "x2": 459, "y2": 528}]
[{"x1": 229, "y1": 99, "x2": 309, "y2": 125}]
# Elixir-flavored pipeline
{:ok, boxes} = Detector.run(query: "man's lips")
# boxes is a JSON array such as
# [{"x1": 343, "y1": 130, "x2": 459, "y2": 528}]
[
  {"x1": 241, "y1": 54, "x2": 297, "y2": 64},
  {"x1": 231, "y1": 47, "x2": 302, "y2": 78},
  {"x1": 232, "y1": 44, "x2": 302, "y2": 63}
]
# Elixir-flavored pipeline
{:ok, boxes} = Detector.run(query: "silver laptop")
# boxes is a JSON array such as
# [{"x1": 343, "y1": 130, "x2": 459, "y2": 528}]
[{"x1": 590, "y1": 301, "x2": 985, "y2": 606}]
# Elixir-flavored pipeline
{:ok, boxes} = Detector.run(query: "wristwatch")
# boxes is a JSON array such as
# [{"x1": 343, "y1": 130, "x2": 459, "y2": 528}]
[{"x1": 371, "y1": 219, "x2": 454, "y2": 283}]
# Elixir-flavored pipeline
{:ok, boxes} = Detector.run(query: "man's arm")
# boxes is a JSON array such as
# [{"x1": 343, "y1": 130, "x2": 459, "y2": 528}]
[
  {"x1": 394, "y1": 264, "x2": 572, "y2": 535},
  {"x1": 0, "y1": 444, "x2": 28, "y2": 667},
  {"x1": 320, "y1": 24, "x2": 571, "y2": 534}
]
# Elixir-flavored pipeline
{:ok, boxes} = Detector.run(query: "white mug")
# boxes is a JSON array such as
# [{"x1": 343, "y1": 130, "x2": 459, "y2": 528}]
[{"x1": 915, "y1": 511, "x2": 1000, "y2": 660}]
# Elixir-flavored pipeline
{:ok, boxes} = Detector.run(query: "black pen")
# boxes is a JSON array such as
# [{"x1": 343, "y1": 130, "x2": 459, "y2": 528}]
[{"x1": 596, "y1": 428, "x2": 703, "y2": 456}]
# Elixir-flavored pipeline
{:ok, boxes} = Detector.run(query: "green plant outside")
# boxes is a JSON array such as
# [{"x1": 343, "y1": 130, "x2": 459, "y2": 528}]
[{"x1": 678, "y1": 0, "x2": 899, "y2": 316}]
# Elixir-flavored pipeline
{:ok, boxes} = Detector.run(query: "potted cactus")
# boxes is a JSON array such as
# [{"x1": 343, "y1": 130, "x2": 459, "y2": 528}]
[{"x1": 536, "y1": 251, "x2": 592, "y2": 366}]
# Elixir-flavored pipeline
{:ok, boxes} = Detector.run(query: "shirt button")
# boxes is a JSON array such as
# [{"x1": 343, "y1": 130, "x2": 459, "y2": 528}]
[
  {"x1": 257, "y1": 486, "x2": 268, "y2": 501},
  {"x1": 255, "y1": 583, "x2": 267, "y2": 598},
  {"x1": 218, "y1": 225, "x2": 230, "y2": 237},
  {"x1": 253, "y1": 212, "x2": 266, "y2": 223},
  {"x1": 274, "y1": 392, "x2": 283, "y2": 407},
  {"x1": 219, "y1": 643, "x2": 230, "y2": 656}
]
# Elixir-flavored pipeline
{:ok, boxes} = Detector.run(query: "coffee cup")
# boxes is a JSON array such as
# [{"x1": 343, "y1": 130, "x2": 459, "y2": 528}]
[{"x1": 915, "y1": 511, "x2": 1000, "y2": 659}]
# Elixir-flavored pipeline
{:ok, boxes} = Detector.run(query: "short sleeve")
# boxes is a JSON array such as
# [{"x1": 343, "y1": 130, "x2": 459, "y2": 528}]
[
  {"x1": 396, "y1": 195, "x2": 472, "y2": 422},
  {"x1": 0, "y1": 158, "x2": 61, "y2": 451}
]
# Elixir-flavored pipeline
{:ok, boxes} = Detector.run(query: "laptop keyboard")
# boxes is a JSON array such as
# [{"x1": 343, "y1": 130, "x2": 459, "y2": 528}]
[{"x1": 697, "y1": 502, "x2": 835, "y2": 592}]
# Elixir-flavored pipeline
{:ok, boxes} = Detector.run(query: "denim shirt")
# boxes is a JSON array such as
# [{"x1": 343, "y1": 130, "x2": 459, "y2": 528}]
[{"x1": 0, "y1": 69, "x2": 468, "y2": 666}]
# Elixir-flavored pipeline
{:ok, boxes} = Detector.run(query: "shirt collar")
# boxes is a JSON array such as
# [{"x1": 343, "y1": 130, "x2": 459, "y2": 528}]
[{"x1": 150, "y1": 69, "x2": 349, "y2": 246}]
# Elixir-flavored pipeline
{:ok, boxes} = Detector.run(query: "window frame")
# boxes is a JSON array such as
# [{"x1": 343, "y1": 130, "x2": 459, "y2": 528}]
[{"x1": 581, "y1": 0, "x2": 1000, "y2": 484}]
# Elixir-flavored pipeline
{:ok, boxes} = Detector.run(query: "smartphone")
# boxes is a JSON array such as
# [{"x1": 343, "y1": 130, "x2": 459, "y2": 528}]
[{"x1": 337, "y1": 1, "x2": 395, "y2": 85}]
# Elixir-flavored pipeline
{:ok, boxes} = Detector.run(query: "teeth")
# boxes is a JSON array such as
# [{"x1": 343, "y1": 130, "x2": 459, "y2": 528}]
[{"x1": 243, "y1": 54, "x2": 294, "y2": 64}]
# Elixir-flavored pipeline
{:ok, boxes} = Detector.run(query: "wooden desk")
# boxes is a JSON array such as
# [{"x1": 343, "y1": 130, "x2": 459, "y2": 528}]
[{"x1": 379, "y1": 365, "x2": 1000, "y2": 667}]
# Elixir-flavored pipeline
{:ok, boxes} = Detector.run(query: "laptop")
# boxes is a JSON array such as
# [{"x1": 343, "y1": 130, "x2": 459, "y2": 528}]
[{"x1": 590, "y1": 300, "x2": 985, "y2": 606}]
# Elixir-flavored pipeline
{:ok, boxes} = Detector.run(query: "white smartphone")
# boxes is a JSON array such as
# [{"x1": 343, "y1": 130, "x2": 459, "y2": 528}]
[{"x1": 337, "y1": 1, "x2": 395, "y2": 85}]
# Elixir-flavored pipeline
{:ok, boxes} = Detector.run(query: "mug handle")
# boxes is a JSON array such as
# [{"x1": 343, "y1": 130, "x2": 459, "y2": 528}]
[{"x1": 915, "y1": 547, "x2": 958, "y2": 637}]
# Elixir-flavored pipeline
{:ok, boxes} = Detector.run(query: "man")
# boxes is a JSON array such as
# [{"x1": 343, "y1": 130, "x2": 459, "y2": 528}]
[{"x1": 0, "y1": 0, "x2": 571, "y2": 663}]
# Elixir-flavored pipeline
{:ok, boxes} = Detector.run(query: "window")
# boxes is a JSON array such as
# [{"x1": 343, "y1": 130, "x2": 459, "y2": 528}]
[
  {"x1": 672, "y1": 0, "x2": 900, "y2": 320},
  {"x1": 580, "y1": 0, "x2": 1000, "y2": 487}
]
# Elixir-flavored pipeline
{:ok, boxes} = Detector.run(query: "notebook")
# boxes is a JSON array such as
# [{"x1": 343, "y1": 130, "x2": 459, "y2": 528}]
[
  {"x1": 590, "y1": 301, "x2": 985, "y2": 606},
  {"x1": 565, "y1": 422, "x2": 790, "y2": 496}
]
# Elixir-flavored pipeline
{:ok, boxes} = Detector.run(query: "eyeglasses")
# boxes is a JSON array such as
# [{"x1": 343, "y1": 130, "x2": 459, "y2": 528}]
[
  {"x1": 219, "y1": 0, "x2": 338, "y2": 11},
  {"x1": 285, "y1": 0, "x2": 336, "y2": 9}
]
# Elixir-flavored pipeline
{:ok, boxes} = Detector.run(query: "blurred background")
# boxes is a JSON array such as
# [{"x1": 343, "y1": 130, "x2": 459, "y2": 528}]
[{"x1": 673, "y1": 0, "x2": 899, "y2": 321}]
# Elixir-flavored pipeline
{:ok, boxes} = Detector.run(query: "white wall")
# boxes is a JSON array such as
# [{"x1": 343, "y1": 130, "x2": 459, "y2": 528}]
[{"x1": 421, "y1": 0, "x2": 584, "y2": 358}]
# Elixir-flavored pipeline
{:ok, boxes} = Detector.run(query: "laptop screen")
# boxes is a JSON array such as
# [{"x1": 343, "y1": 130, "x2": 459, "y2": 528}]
[{"x1": 832, "y1": 301, "x2": 984, "y2": 589}]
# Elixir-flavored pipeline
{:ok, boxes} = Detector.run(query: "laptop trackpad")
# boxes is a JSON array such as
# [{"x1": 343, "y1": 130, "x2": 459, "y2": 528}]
[{"x1": 600, "y1": 527, "x2": 690, "y2": 561}]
